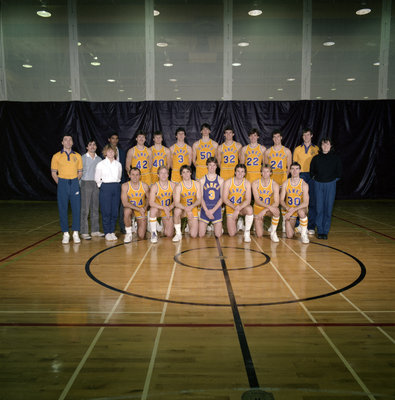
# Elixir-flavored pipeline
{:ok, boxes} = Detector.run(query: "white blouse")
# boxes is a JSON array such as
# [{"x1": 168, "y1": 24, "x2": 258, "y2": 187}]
[{"x1": 95, "y1": 157, "x2": 122, "y2": 188}]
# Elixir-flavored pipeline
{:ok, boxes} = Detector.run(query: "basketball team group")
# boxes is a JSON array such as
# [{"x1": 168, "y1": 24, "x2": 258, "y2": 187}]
[{"x1": 50, "y1": 124, "x2": 342, "y2": 245}]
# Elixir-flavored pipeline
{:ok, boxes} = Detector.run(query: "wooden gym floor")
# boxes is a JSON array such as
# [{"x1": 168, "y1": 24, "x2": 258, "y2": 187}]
[{"x1": 1, "y1": 199, "x2": 395, "y2": 400}]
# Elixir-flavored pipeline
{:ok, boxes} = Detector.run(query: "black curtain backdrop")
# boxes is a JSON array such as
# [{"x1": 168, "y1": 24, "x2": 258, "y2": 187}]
[{"x1": 1, "y1": 100, "x2": 394, "y2": 200}]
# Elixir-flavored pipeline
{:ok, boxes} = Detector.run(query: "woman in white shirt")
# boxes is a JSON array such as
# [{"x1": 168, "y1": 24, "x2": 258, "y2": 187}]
[{"x1": 95, "y1": 145, "x2": 122, "y2": 241}]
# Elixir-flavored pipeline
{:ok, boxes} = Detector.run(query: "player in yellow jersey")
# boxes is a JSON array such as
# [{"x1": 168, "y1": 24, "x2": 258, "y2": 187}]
[
  {"x1": 222, "y1": 164, "x2": 254, "y2": 242},
  {"x1": 240, "y1": 128, "x2": 266, "y2": 183},
  {"x1": 149, "y1": 166, "x2": 176, "y2": 243},
  {"x1": 173, "y1": 165, "x2": 201, "y2": 241},
  {"x1": 192, "y1": 123, "x2": 218, "y2": 179},
  {"x1": 169, "y1": 127, "x2": 192, "y2": 183},
  {"x1": 293, "y1": 128, "x2": 319, "y2": 235},
  {"x1": 121, "y1": 167, "x2": 149, "y2": 242},
  {"x1": 280, "y1": 162, "x2": 310, "y2": 244},
  {"x1": 252, "y1": 164, "x2": 280, "y2": 242},
  {"x1": 126, "y1": 131, "x2": 152, "y2": 186},
  {"x1": 150, "y1": 131, "x2": 171, "y2": 184},
  {"x1": 217, "y1": 126, "x2": 242, "y2": 181}
]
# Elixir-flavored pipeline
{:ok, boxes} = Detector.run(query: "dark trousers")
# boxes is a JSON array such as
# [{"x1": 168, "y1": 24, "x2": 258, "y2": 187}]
[
  {"x1": 314, "y1": 180, "x2": 336, "y2": 235},
  {"x1": 80, "y1": 180, "x2": 100, "y2": 234},
  {"x1": 99, "y1": 183, "x2": 121, "y2": 234},
  {"x1": 57, "y1": 178, "x2": 81, "y2": 232},
  {"x1": 301, "y1": 172, "x2": 316, "y2": 230}
]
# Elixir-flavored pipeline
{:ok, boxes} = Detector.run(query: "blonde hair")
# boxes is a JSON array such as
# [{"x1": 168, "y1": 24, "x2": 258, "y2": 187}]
[{"x1": 102, "y1": 144, "x2": 118, "y2": 158}]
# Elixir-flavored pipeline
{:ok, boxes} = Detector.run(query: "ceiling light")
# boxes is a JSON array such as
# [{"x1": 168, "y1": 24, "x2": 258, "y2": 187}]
[
  {"x1": 323, "y1": 41, "x2": 335, "y2": 46},
  {"x1": 346, "y1": 78, "x2": 356, "y2": 81},
  {"x1": 356, "y1": 8, "x2": 371, "y2": 15},
  {"x1": 232, "y1": 62, "x2": 241, "y2": 67},
  {"x1": 176, "y1": 97, "x2": 182, "y2": 100},
  {"x1": 22, "y1": 63, "x2": 33, "y2": 68},
  {"x1": 363, "y1": 96, "x2": 369, "y2": 99},
  {"x1": 37, "y1": 7, "x2": 51, "y2": 17},
  {"x1": 154, "y1": 9, "x2": 160, "y2": 16},
  {"x1": 287, "y1": 78, "x2": 295, "y2": 82},
  {"x1": 78, "y1": 42, "x2": 82, "y2": 46},
  {"x1": 156, "y1": 42, "x2": 168, "y2": 47},
  {"x1": 277, "y1": 88, "x2": 283, "y2": 91},
  {"x1": 91, "y1": 61, "x2": 101, "y2": 66},
  {"x1": 316, "y1": 96, "x2": 322, "y2": 99},
  {"x1": 127, "y1": 97, "x2": 133, "y2": 100},
  {"x1": 107, "y1": 79, "x2": 116, "y2": 82},
  {"x1": 238, "y1": 42, "x2": 250, "y2": 47},
  {"x1": 50, "y1": 79, "x2": 56, "y2": 83},
  {"x1": 169, "y1": 78, "x2": 177, "y2": 82},
  {"x1": 331, "y1": 88, "x2": 336, "y2": 91},
  {"x1": 119, "y1": 89, "x2": 125, "y2": 92},
  {"x1": 163, "y1": 62, "x2": 173, "y2": 67},
  {"x1": 373, "y1": 62, "x2": 380, "y2": 66},
  {"x1": 68, "y1": 89, "x2": 72, "y2": 93},
  {"x1": 248, "y1": 9, "x2": 262, "y2": 16},
  {"x1": 174, "y1": 89, "x2": 179, "y2": 92},
  {"x1": 268, "y1": 96, "x2": 274, "y2": 99}
]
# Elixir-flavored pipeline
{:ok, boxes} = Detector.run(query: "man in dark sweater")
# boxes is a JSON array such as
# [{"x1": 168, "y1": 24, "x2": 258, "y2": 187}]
[{"x1": 310, "y1": 138, "x2": 342, "y2": 239}]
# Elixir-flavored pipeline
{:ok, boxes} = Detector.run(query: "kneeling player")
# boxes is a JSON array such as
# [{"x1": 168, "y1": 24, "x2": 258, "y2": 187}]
[
  {"x1": 149, "y1": 166, "x2": 175, "y2": 243},
  {"x1": 280, "y1": 162, "x2": 310, "y2": 244},
  {"x1": 252, "y1": 164, "x2": 280, "y2": 242},
  {"x1": 121, "y1": 167, "x2": 149, "y2": 242},
  {"x1": 173, "y1": 165, "x2": 201, "y2": 241},
  {"x1": 222, "y1": 163, "x2": 254, "y2": 242},
  {"x1": 199, "y1": 157, "x2": 224, "y2": 238}
]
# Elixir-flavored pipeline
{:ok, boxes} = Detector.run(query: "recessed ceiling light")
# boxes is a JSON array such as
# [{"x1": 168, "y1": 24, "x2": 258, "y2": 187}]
[
  {"x1": 154, "y1": 9, "x2": 160, "y2": 16},
  {"x1": 316, "y1": 96, "x2": 322, "y2": 99},
  {"x1": 363, "y1": 96, "x2": 369, "y2": 99},
  {"x1": 331, "y1": 88, "x2": 337, "y2": 91},
  {"x1": 356, "y1": 8, "x2": 371, "y2": 15},
  {"x1": 78, "y1": 42, "x2": 82, "y2": 46},
  {"x1": 119, "y1": 89, "x2": 125, "y2": 92},
  {"x1": 163, "y1": 62, "x2": 173, "y2": 67},
  {"x1": 248, "y1": 9, "x2": 262, "y2": 16},
  {"x1": 93, "y1": 56, "x2": 98, "y2": 60},
  {"x1": 81, "y1": 98, "x2": 87, "y2": 100},
  {"x1": 176, "y1": 97, "x2": 182, "y2": 100},
  {"x1": 22, "y1": 63, "x2": 33, "y2": 68},
  {"x1": 91, "y1": 61, "x2": 101, "y2": 66},
  {"x1": 268, "y1": 96, "x2": 274, "y2": 99},
  {"x1": 277, "y1": 88, "x2": 283, "y2": 91},
  {"x1": 347, "y1": 78, "x2": 356, "y2": 81},
  {"x1": 373, "y1": 62, "x2": 380, "y2": 66},
  {"x1": 287, "y1": 78, "x2": 295, "y2": 82},
  {"x1": 174, "y1": 89, "x2": 179, "y2": 92},
  {"x1": 68, "y1": 89, "x2": 72, "y2": 93},
  {"x1": 50, "y1": 79, "x2": 56, "y2": 83},
  {"x1": 323, "y1": 41, "x2": 335, "y2": 47},
  {"x1": 127, "y1": 97, "x2": 133, "y2": 100},
  {"x1": 37, "y1": 9, "x2": 51, "y2": 17},
  {"x1": 107, "y1": 79, "x2": 116, "y2": 82},
  {"x1": 169, "y1": 78, "x2": 177, "y2": 82},
  {"x1": 238, "y1": 42, "x2": 250, "y2": 47},
  {"x1": 156, "y1": 42, "x2": 168, "y2": 47},
  {"x1": 232, "y1": 62, "x2": 241, "y2": 67}
]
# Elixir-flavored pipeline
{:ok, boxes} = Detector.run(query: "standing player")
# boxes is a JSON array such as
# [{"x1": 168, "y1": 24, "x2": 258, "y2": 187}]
[
  {"x1": 192, "y1": 123, "x2": 218, "y2": 180},
  {"x1": 293, "y1": 128, "x2": 319, "y2": 235},
  {"x1": 51, "y1": 134, "x2": 83, "y2": 244},
  {"x1": 198, "y1": 157, "x2": 224, "y2": 238},
  {"x1": 280, "y1": 162, "x2": 310, "y2": 244},
  {"x1": 172, "y1": 165, "x2": 201, "y2": 241},
  {"x1": 149, "y1": 166, "x2": 175, "y2": 243},
  {"x1": 240, "y1": 128, "x2": 266, "y2": 183},
  {"x1": 169, "y1": 127, "x2": 192, "y2": 183},
  {"x1": 252, "y1": 164, "x2": 280, "y2": 242},
  {"x1": 121, "y1": 167, "x2": 149, "y2": 243},
  {"x1": 217, "y1": 126, "x2": 242, "y2": 181},
  {"x1": 222, "y1": 164, "x2": 254, "y2": 242},
  {"x1": 126, "y1": 131, "x2": 152, "y2": 186},
  {"x1": 150, "y1": 131, "x2": 171, "y2": 184}
]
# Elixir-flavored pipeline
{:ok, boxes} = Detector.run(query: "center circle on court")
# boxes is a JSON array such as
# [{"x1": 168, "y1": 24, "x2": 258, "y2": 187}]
[
  {"x1": 85, "y1": 241, "x2": 366, "y2": 307},
  {"x1": 173, "y1": 246, "x2": 271, "y2": 270}
]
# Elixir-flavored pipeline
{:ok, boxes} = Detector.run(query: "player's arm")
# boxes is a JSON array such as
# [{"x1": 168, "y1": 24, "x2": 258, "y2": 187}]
[
  {"x1": 264, "y1": 150, "x2": 270, "y2": 165},
  {"x1": 149, "y1": 183, "x2": 159, "y2": 209},
  {"x1": 199, "y1": 178, "x2": 209, "y2": 213},
  {"x1": 239, "y1": 146, "x2": 246, "y2": 164},
  {"x1": 173, "y1": 183, "x2": 183, "y2": 210},
  {"x1": 252, "y1": 180, "x2": 265, "y2": 208},
  {"x1": 191, "y1": 181, "x2": 202, "y2": 209},
  {"x1": 125, "y1": 148, "x2": 133, "y2": 174},
  {"x1": 236, "y1": 142, "x2": 243, "y2": 161},
  {"x1": 164, "y1": 147, "x2": 171, "y2": 168},
  {"x1": 142, "y1": 183, "x2": 150, "y2": 212},
  {"x1": 187, "y1": 145, "x2": 193, "y2": 166},
  {"x1": 222, "y1": 179, "x2": 234, "y2": 209},
  {"x1": 279, "y1": 182, "x2": 288, "y2": 210},
  {"x1": 216, "y1": 145, "x2": 222, "y2": 166},
  {"x1": 169, "y1": 145, "x2": 174, "y2": 169},
  {"x1": 271, "y1": 181, "x2": 280, "y2": 208},
  {"x1": 147, "y1": 148, "x2": 153, "y2": 171},
  {"x1": 294, "y1": 181, "x2": 309, "y2": 212},
  {"x1": 51, "y1": 169, "x2": 58, "y2": 184},
  {"x1": 192, "y1": 142, "x2": 198, "y2": 167},
  {"x1": 211, "y1": 177, "x2": 224, "y2": 213},
  {"x1": 286, "y1": 147, "x2": 292, "y2": 175},
  {"x1": 239, "y1": 180, "x2": 252, "y2": 210},
  {"x1": 121, "y1": 182, "x2": 132, "y2": 209}
]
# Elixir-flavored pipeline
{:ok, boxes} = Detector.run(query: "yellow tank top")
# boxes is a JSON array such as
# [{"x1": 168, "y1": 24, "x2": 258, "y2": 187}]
[
  {"x1": 155, "y1": 181, "x2": 173, "y2": 208},
  {"x1": 195, "y1": 139, "x2": 216, "y2": 179},
  {"x1": 253, "y1": 179, "x2": 274, "y2": 215},
  {"x1": 226, "y1": 178, "x2": 246, "y2": 215},
  {"x1": 127, "y1": 181, "x2": 147, "y2": 218},
  {"x1": 285, "y1": 178, "x2": 303, "y2": 209},
  {"x1": 131, "y1": 146, "x2": 151, "y2": 185},
  {"x1": 180, "y1": 180, "x2": 198, "y2": 208}
]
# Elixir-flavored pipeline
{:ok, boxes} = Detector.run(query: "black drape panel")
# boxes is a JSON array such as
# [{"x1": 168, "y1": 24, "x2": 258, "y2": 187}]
[{"x1": 1, "y1": 100, "x2": 394, "y2": 200}]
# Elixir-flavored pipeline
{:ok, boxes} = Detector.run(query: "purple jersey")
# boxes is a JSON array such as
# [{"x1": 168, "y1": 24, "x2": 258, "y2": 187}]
[{"x1": 200, "y1": 175, "x2": 222, "y2": 223}]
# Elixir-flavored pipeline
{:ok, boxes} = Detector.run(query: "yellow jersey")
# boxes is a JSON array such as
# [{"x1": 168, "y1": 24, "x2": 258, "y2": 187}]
[
  {"x1": 226, "y1": 178, "x2": 247, "y2": 216},
  {"x1": 195, "y1": 139, "x2": 216, "y2": 179},
  {"x1": 131, "y1": 146, "x2": 151, "y2": 186},
  {"x1": 126, "y1": 181, "x2": 147, "y2": 219}
]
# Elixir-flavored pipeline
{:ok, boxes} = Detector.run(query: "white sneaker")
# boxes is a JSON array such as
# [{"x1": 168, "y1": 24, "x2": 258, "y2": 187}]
[
  {"x1": 308, "y1": 229, "x2": 315, "y2": 235},
  {"x1": 72, "y1": 231, "x2": 81, "y2": 244},
  {"x1": 295, "y1": 226, "x2": 302, "y2": 233},
  {"x1": 282, "y1": 222, "x2": 286, "y2": 233},
  {"x1": 237, "y1": 219, "x2": 245, "y2": 232},
  {"x1": 172, "y1": 233, "x2": 182, "y2": 242},
  {"x1": 91, "y1": 231, "x2": 104, "y2": 237},
  {"x1": 184, "y1": 224, "x2": 189, "y2": 233},
  {"x1": 244, "y1": 231, "x2": 251, "y2": 243},
  {"x1": 81, "y1": 233, "x2": 91, "y2": 240},
  {"x1": 151, "y1": 232, "x2": 158, "y2": 243},
  {"x1": 124, "y1": 232, "x2": 132, "y2": 243},
  {"x1": 105, "y1": 233, "x2": 113, "y2": 241},
  {"x1": 301, "y1": 233, "x2": 310, "y2": 244},
  {"x1": 62, "y1": 232, "x2": 70, "y2": 244},
  {"x1": 131, "y1": 220, "x2": 137, "y2": 233},
  {"x1": 111, "y1": 233, "x2": 118, "y2": 241},
  {"x1": 267, "y1": 225, "x2": 273, "y2": 233},
  {"x1": 207, "y1": 224, "x2": 213, "y2": 232},
  {"x1": 270, "y1": 231, "x2": 279, "y2": 243},
  {"x1": 157, "y1": 222, "x2": 163, "y2": 233}
]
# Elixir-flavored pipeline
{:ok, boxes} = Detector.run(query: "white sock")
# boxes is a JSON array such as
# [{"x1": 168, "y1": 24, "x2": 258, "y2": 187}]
[
  {"x1": 126, "y1": 226, "x2": 132, "y2": 234},
  {"x1": 175, "y1": 223, "x2": 181, "y2": 235},
  {"x1": 245, "y1": 215, "x2": 254, "y2": 232}
]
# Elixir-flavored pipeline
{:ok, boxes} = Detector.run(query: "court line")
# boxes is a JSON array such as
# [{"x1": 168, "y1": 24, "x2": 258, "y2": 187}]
[
  {"x1": 333, "y1": 214, "x2": 395, "y2": 241},
  {"x1": 0, "y1": 230, "x2": 61, "y2": 263},
  {"x1": 58, "y1": 245, "x2": 153, "y2": 400},
  {"x1": 2, "y1": 322, "x2": 395, "y2": 328},
  {"x1": 335, "y1": 207, "x2": 394, "y2": 229},
  {"x1": 0, "y1": 311, "x2": 162, "y2": 314},
  {"x1": 26, "y1": 219, "x2": 59, "y2": 233},
  {"x1": 281, "y1": 239, "x2": 395, "y2": 345},
  {"x1": 253, "y1": 238, "x2": 376, "y2": 400},
  {"x1": 141, "y1": 246, "x2": 179, "y2": 400}
]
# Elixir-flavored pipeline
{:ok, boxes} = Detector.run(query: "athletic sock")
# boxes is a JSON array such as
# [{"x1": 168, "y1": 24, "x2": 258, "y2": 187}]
[
  {"x1": 149, "y1": 218, "x2": 157, "y2": 234},
  {"x1": 245, "y1": 214, "x2": 254, "y2": 232},
  {"x1": 174, "y1": 223, "x2": 182, "y2": 236}
]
